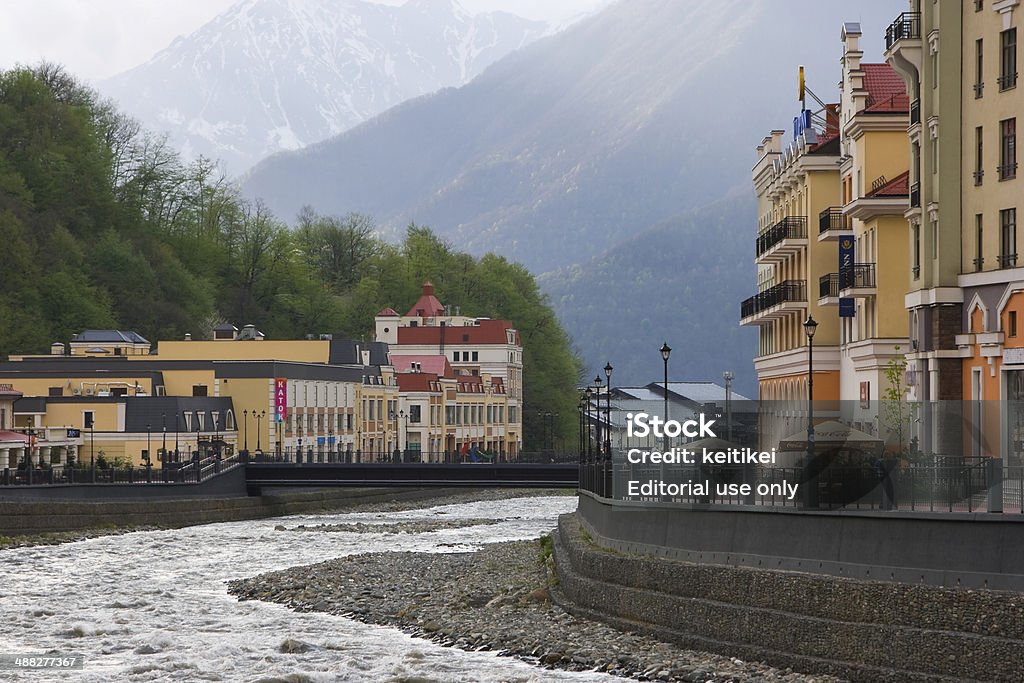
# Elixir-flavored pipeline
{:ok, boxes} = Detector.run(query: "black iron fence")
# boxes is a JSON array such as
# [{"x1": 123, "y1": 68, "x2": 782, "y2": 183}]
[
  {"x1": 885, "y1": 12, "x2": 921, "y2": 51},
  {"x1": 0, "y1": 453, "x2": 242, "y2": 486},
  {"x1": 839, "y1": 263, "x2": 876, "y2": 290},
  {"x1": 818, "y1": 207, "x2": 851, "y2": 234},
  {"x1": 756, "y1": 216, "x2": 807, "y2": 258},
  {"x1": 819, "y1": 273, "x2": 839, "y2": 299},
  {"x1": 741, "y1": 280, "x2": 806, "y2": 319},
  {"x1": 580, "y1": 455, "x2": 1011, "y2": 514}
]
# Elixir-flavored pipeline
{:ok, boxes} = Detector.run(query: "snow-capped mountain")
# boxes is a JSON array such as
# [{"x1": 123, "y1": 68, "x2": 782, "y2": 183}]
[{"x1": 98, "y1": 0, "x2": 546, "y2": 174}]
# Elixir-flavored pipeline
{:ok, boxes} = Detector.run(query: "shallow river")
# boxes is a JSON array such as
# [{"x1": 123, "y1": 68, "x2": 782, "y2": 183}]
[{"x1": 0, "y1": 495, "x2": 617, "y2": 682}]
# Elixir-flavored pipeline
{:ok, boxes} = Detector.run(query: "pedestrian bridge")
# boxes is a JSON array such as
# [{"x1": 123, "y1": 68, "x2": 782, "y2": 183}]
[{"x1": 244, "y1": 462, "x2": 580, "y2": 495}]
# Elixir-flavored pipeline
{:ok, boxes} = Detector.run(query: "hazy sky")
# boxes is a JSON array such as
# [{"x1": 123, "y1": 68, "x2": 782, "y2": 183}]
[{"x1": 0, "y1": 0, "x2": 607, "y2": 83}]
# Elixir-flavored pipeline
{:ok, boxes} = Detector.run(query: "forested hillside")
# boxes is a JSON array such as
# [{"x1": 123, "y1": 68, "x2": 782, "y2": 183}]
[{"x1": 0, "y1": 65, "x2": 580, "y2": 446}]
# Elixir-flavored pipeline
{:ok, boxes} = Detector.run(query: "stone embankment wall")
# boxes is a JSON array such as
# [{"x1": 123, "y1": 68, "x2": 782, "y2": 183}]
[
  {"x1": 0, "y1": 478, "x2": 476, "y2": 536},
  {"x1": 552, "y1": 512, "x2": 1024, "y2": 682}
]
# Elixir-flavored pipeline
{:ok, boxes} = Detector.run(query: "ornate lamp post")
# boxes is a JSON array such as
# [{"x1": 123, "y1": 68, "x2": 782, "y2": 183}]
[
  {"x1": 589, "y1": 387, "x2": 598, "y2": 462},
  {"x1": 161, "y1": 413, "x2": 167, "y2": 468},
  {"x1": 660, "y1": 343, "x2": 672, "y2": 451},
  {"x1": 803, "y1": 316, "x2": 818, "y2": 510},
  {"x1": 593, "y1": 375, "x2": 603, "y2": 462},
  {"x1": 255, "y1": 409, "x2": 265, "y2": 454},
  {"x1": 146, "y1": 423, "x2": 152, "y2": 468},
  {"x1": 604, "y1": 362, "x2": 613, "y2": 461},
  {"x1": 243, "y1": 409, "x2": 249, "y2": 453}
]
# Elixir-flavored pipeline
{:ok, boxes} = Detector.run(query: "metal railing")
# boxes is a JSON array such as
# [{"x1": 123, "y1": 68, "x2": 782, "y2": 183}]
[
  {"x1": 839, "y1": 263, "x2": 877, "y2": 290},
  {"x1": 910, "y1": 98, "x2": 921, "y2": 123},
  {"x1": 910, "y1": 182, "x2": 921, "y2": 208},
  {"x1": 581, "y1": 456, "x2": 1013, "y2": 514},
  {"x1": 246, "y1": 449, "x2": 526, "y2": 465},
  {"x1": 818, "y1": 207, "x2": 851, "y2": 234},
  {"x1": 819, "y1": 273, "x2": 839, "y2": 299},
  {"x1": 885, "y1": 12, "x2": 921, "y2": 51},
  {"x1": 0, "y1": 453, "x2": 242, "y2": 486},
  {"x1": 741, "y1": 280, "x2": 807, "y2": 319},
  {"x1": 998, "y1": 162, "x2": 1018, "y2": 181},
  {"x1": 756, "y1": 216, "x2": 807, "y2": 258}
]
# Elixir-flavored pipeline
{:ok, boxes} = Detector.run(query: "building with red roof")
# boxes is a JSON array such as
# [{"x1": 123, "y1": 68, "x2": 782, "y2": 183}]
[{"x1": 375, "y1": 282, "x2": 523, "y2": 459}]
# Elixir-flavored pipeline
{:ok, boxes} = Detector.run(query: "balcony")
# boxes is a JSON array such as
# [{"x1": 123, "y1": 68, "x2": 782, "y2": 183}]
[
  {"x1": 839, "y1": 264, "x2": 877, "y2": 298},
  {"x1": 740, "y1": 280, "x2": 807, "y2": 325},
  {"x1": 884, "y1": 12, "x2": 922, "y2": 81},
  {"x1": 818, "y1": 207, "x2": 852, "y2": 240},
  {"x1": 756, "y1": 216, "x2": 807, "y2": 262},
  {"x1": 819, "y1": 273, "x2": 839, "y2": 306},
  {"x1": 885, "y1": 12, "x2": 921, "y2": 50}
]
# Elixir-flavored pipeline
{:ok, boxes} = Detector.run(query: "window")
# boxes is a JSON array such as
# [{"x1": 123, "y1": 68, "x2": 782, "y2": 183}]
[
  {"x1": 1000, "y1": 208, "x2": 1017, "y2": 267},
  {"x1": 976, "y1": 38, "x2": 984, "y2": 98},
  {"x1": 192, "y1": 385, "x2": 208, "y2": 397},
  {"x1": 975, "y1": 214, "x2": 984, "y2": 271},
  {"x1": 1000, "y1": 118, "x2": 1017, "y2": 180},
  {"x1": 1012, "y1": 311, "x2": 1019, "y2": 337},
  {"x1": 0, "y1": 408, "x2": 5, "y2": 430},
  {"x1": 913, "y1": 223, "x2": 921, "y2": 279},
  {"x1": 976, "y1": 126, "x2": 984, "y2": 184},
  {"x1": 48, "y1": 386, "x2": 62, "y2": 397},
  {"x1": 1000, "y1": 28, "x2": 1017, "y2": 90},
  {"x1": 409, "y1": 405, "x2": 421, "y2": 424},
  {"x1": 471, "y1": 351, "x2": 478, "y2": 362}
]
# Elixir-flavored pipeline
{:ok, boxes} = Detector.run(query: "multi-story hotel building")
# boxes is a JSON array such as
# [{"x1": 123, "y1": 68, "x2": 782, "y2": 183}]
[
  {"x1": 746, "y1": 24, "x2": 915, "y2": 446},
  {"x1": 745, "y1": 87, "x2": 842, "y2": 448}
]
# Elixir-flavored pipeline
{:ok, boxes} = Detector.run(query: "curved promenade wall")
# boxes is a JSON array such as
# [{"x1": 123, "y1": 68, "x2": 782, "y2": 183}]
[{"x1": 552, "y1": 492, "x2": 1024, "y2": 682}]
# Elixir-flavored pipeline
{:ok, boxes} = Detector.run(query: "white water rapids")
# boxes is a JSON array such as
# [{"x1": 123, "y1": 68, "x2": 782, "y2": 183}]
[{"x1": 0, "y1": 495, "x2": 618, "y2": 682}]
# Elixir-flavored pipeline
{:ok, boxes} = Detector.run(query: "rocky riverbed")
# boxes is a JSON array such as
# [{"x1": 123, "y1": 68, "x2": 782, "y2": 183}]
[{"x1": 228, "y1": 534, "x2": 842, "y2": 683}]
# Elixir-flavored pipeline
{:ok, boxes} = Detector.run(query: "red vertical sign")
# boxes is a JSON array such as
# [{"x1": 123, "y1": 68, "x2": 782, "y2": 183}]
[{"x1": 275, "y1": 378, "x2": 288, "y2": 423}]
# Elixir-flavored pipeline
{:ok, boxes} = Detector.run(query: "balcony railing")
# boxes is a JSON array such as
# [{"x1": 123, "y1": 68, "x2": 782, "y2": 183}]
[
  {"x1": 910, "y1": 182, "x2": 921, "y2": 208},
  {"x1": 840, "y1": 264, "x2": 877, "y2": 290},
  {"x1": 756, "y1": 216, "x2": 807, "y2": 258},
  {"x1": 910, "y1": 98, "x2": 921, "y2": 124},
  {"x1": 819, "y1": 207, "x2": 851, "y2": 234},
  {"x1": 975, "y1": 169, "x2": 985, "y2": 186},
  {"x1": 819, "y1": 273, "x2": 839, "y2": 299},
  {"x1": 740, "y1": 280, "x2": 806, "y2": 319},
  {"x1": 999, "y1": 72, "x2": 1018, "y2": 91},
  {"x1": 885, "y1": 12, "x2": 921, "y2": 51},
  {"x1": 998, "y1": 162, "x2": 1018, "y2": 181},
  {"x1": 975, "y1": 82, "x2": 985, "y2": 99},
  {"x1": 999, "y1": 253, "x2": 1019, "y2": 268}
]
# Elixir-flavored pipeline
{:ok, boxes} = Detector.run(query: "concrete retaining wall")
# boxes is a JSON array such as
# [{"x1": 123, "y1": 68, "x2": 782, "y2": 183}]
[
  {"x1": 553, "y1": 512, "x2": 1024, "y2": 682},
  {"x1": 576, "y1": 491, "x2": 1024, "y2": 591},
  {"x1": 0, "y1": 480, "x2": 481, "y2": 536}
]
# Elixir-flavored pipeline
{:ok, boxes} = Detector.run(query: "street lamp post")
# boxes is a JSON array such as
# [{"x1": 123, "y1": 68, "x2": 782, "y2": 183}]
[
  {"x1": 593, "y1": 375, "x2": 603, "y2": 463},
  {"x1": 174, "y1": 412, "x2": 180, "y2": 463},
  {"x1": 146, "y1": 423, "x2": 152, "y2": 469},
  {"x1": 604, "y1": 362, "x2": 613, "y2": 461},
  {"x1": 255, "y1": 410, "x2": 265, "y2": 455},
  {"x1": 722, "y1": 371, "x2": 735, "y2": 442},
  {"x1": 243, "y1": 409, "x2": 249, "y2": 453},
  {"x1": 589, "y1": 387, "x2": 598, "y2": 462},
  {"x1": 661, "y1": 343, "x2": 672, "y2": 452},
  {"x1": 803, "y1": 316, "x2": 819, "y2": 510},
  {"x1": 161, "y1": 413, "x2": 167, "y2": 469},
  {"x1": 578, "y1": 394, "x2": 586, "y2": 462}
]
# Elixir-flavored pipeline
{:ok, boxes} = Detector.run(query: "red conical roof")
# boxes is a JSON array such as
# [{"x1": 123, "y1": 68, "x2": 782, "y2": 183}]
[{"x1": 406, "y1": 282, "x2": 446, "y2": 317}]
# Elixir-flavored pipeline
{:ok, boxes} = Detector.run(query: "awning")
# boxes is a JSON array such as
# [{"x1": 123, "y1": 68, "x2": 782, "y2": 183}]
[
  {"x1": 0, "y1": 430, "x2": 30, "y2": 444},
  {"x1": 778, "y1": 420, "x2": 884, "y2": 452}
]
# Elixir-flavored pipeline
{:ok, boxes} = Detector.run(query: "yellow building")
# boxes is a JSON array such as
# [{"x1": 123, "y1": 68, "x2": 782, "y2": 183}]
[
  {"x1": 831, "y1": 25, "x2": 911, "y2": 433},
  {"x1": 746, "y1": 104, "x2": 842, "y2": 449}
]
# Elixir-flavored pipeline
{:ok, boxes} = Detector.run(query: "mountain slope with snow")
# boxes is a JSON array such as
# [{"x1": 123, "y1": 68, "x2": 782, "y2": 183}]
[{"x1": 99, "y1": 0, "x2": 545, "y2": 174}]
